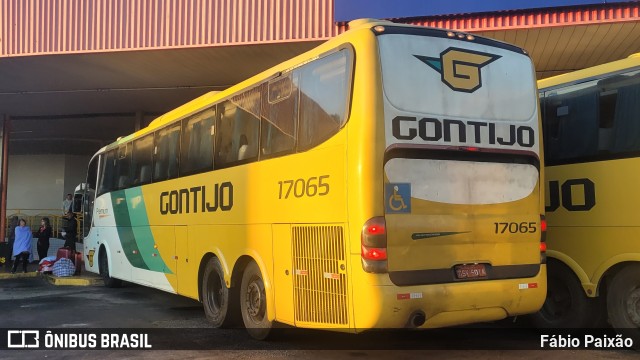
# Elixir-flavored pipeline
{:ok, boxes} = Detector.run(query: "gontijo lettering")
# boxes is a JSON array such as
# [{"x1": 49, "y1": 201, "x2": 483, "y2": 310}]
[
  {"x1": 160, "y1": 182, "x2": 233, "y2": 215},
  {"x1": 392, "y1": 116, "x2": 535, "y2": 147}
]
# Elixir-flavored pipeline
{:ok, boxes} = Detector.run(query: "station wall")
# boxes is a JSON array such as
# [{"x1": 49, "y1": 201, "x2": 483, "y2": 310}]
[{"x1": 6, "y1": 154, "x2": 90, "y2": 215}]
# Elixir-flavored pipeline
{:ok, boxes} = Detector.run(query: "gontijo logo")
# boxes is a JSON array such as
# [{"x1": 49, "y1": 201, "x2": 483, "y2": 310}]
[{"x1": 415, "y1": 47, "x2": 501, "y2": 93}]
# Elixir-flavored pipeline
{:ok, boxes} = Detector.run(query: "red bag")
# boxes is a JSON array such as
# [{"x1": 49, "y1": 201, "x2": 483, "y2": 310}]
[
  {"x1": 56, "y1": 247, "x2": 75, "y2": 261},
  {"x1": 74, "y1": 252, "x2": 83, "y2": 275},
  {"x1": 38, "y1": 260, "x2": 55, "y2": 273}
]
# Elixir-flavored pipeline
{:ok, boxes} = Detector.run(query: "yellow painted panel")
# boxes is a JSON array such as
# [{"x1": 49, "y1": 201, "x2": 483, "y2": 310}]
[
  {"x1": 148, "y1": 226, "x2": 177, "y2": 291},
  {"x1": 387, "y1": 188, "x2": 541, "y2": 272},
  {"x1": 175, "y1": 226, "x2": 198, "y2": 299},
  {"x1": 545, "y1": 159, "x2": 640, "y2": 286},
  {"x1": 272, "y1": 224, "x2": 294, "y2": 325}
]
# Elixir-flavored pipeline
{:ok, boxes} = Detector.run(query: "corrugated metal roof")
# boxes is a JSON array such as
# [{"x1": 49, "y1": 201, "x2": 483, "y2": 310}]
[
  {"x1": 0, "y1": 0, "x2": 339, "y2": 57},
  {"x1": 2, "y1": 1, "x2": 640, "y2": 78},
  {"x1": 394, "y1": 2, "x2": 640, "y2": 31}
]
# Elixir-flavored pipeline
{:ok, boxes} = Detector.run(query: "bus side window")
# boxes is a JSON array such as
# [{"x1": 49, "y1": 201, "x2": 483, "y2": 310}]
[
  {"x1": 153, "y1": 124, "x2": 181, "y2": 182},
  {"x1": 600, "y1": 72, "x2": 640, "y2": 153},
  {"x1": 132, "y1": 135, "x2": 153, "y2": 186},
  {"x1": 98, "y1": 150, "x2": 116, "y2": 196},
  {"x1": 116, "y1": 144, "x2": 132, "y2": 189},
  {"x1": 610, "y1": 83, "x2": 640, "y2": 152},
  {"x1": 181, "y1": 107, "x2": 215, "y2": 175},
  {"x1": 84, "y1": 157, "x2": 98, "y2": 234},
  {"x1": 216, "y1": 87, "x2": 261, "y2": 168},
  {"x1": 261, "y1": 75, "x2": 297, "y2": 158},
  {"x1": 543, "y1": 83, "x2": 599, "y2": 163},
  {"x1": 297, "y1": 49, "x2": 351, "y2": 151},
  {"x1": 215, "y1": 101, "x2": 235, "y2": 167}
]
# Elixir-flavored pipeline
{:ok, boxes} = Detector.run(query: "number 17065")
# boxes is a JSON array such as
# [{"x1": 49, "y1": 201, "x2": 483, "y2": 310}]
[
  {"x1": 278, "y1": 175, "x2": 330, "y2": 199},
  {"x1": 494, "y1": 222, "x2": 537, "y2": 234}
]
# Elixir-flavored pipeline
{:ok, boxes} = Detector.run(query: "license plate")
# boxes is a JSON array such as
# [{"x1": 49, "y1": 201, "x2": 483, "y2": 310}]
[{"x1": 454, "y1": 264, "x2": 487, "y2": 279}]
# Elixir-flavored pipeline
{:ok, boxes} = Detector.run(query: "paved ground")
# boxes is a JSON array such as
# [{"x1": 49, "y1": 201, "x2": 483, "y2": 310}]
[{"x1": 0, "y1": 276, "x2": 637, "y2": 359}]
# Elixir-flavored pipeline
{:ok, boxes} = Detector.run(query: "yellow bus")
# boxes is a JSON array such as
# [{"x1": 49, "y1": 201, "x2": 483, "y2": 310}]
[
  {"x1": 535, "y1": 54, "x2": 640, "y2": 337},
  {"x1": 81, "y1": 19, "x2": 546, "y2": 339}
]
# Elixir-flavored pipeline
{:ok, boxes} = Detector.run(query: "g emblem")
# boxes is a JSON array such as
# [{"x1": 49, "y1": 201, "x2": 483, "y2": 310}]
[{"x1": 415, "y1": 47, "x2": 501, "y2": 93}]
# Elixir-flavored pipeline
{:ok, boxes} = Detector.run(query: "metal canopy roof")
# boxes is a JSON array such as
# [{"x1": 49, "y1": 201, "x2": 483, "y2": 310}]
[
  {"x1": 4, "y1": 22, "x2": 639, "y2": 116},
  {"x1": 2, "y1": 42, "x2": 321, "y2": 155},
  {"x1": 478, "y1": 22, "x2": 640, "y2": 79}
]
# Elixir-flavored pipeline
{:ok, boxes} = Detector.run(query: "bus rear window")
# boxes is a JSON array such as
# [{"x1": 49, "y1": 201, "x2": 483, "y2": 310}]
[
  {"x1": 385, "y1": 158, "x2": 538, "y2": 205},
  {"x1": 378, "y1": 34, "x2": 536, "y2": 123}
]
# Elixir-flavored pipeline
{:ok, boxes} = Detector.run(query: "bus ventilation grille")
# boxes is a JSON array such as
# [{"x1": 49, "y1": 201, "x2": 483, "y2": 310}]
[{"x1": 292, "y1": 225, "x2": 348, "y2": 326}]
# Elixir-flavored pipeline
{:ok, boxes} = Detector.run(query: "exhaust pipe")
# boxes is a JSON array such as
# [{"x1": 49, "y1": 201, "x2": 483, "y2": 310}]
[{"x1": 407, "y1": 311, "x2": 426, "y2": 328}]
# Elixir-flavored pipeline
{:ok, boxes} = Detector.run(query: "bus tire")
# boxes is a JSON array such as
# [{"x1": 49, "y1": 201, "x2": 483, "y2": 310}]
[
  {"x1": 240, "y1": 261, "x2": 272, "y2": 340},
  {"x1": 99, "y1": 249, "x2": 122, "y2": 288},
  {"x1": 202, "y1": 257, "x2": 238, "y2": 328},
  {"x1": 532, "y1": 261, "x2": 602, "y2": 328},
  {"x1": 607, "y1": 264, "x2": 640, "y2": 348}
]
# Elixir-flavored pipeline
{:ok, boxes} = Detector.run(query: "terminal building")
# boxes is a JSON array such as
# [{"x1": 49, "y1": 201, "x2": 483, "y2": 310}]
[{"x1": 1, "y1": 0, "x2": 639, "y2": 232}]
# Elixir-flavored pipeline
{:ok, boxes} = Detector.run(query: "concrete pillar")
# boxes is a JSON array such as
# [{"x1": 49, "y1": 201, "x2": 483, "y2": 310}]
[{"x1": 0, "y1": 116, "x2": 10, "y2": 243}]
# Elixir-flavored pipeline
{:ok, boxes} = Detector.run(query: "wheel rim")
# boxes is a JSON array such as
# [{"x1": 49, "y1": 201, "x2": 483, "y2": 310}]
[
  {"x1": 625, "y1": 287, "x2": 640, "y2": 327},
  {"x1": 206, "y1": 272, "x2": 224, "y2": 312},
  {"x1": 245, "y1": 276, "x2": 266, "y2": 322}
]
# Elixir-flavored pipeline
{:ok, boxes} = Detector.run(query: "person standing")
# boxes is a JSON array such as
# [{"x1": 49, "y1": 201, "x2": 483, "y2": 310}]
[
  {"x1": 62, "y1": 194, "x2": 73, "y2": 214},
  {"x1": 11, "y1": 219, "x2": 32, "y2": 274},
  {"x1": 63, "y1": 211, "x2": 78, "y2": 249},
  {"x1": 35, "y1": 217, "x2": 52, "y2": 261}
]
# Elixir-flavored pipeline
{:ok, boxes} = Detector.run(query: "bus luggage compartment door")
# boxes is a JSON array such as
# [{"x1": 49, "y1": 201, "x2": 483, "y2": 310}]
[{"x1": 383, "y1": 154, "x2": 542, "y2": 286}]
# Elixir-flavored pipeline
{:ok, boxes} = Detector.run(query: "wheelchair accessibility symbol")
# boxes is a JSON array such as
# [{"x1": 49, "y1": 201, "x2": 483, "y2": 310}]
[{"x1": 385, "y1": 183, "x2": 411, "y2": 214}]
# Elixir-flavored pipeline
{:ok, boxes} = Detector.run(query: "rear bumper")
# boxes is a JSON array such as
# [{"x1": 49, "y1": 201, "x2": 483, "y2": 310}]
[{"x1": 350, "y1": 259, "x2": 546, "y2": 330}]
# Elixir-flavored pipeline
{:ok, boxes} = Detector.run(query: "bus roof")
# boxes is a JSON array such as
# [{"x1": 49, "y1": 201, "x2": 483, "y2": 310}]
[
  {"x1": 538, "y1": 52, "x2": 640, "y2": 91},
  {"x1": 101, "y1": 19, "x2": 528, "y2": 152}
]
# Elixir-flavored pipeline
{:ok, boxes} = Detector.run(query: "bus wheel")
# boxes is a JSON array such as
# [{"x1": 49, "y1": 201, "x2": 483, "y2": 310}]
[
  {"x1": 202, "y1": 257, "x2": 238, "y2": 327},
  {"x1": 99, "y1": 249, "x2": 122, "y2": 288},
  {"x1": 240, "y1": 261, "x2": 272, "y2": 340},
  {"x1": 607, "y1": 264, "x2": 640, "y2": 347},
  {"x1": 532, "y1": 261, "x2": 601, "y2": 328}
]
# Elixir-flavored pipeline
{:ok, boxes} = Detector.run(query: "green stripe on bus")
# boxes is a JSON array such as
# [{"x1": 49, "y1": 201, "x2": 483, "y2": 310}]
[
  {"x1": 111, "y1": 190, "x2": 147, "y2": 270},
  {"x1": 125, "y1": 187, "x2": 172, "y2": 274},
  {"x1": 111, "y1": 189, "x2": 172, "y2": 274}
]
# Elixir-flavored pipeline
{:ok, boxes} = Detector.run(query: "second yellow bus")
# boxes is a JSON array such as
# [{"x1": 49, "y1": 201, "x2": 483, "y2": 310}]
[{"x1": 535, "y1": 53, "x2": 640, "y2": 342}]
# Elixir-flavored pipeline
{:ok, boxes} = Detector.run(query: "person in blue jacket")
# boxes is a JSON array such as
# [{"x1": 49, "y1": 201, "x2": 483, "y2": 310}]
[{"x1": 11, "y1": 219, "x2": 32, "y2": 274}]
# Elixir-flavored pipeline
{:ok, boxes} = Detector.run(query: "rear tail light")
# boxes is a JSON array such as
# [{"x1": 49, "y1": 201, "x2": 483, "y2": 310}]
[
  {"x1": 361, "y1": 216, "x2": 388, "y2": 273},
  {"x1": 460, "y1": 146, "x2": 480, "y2": 152},
  {"x1": 540, "y1": 215, "x2": 547, "y2": 264},
  {"x1": 361, "y1": 246, "x2": 387, "y2": 261}
]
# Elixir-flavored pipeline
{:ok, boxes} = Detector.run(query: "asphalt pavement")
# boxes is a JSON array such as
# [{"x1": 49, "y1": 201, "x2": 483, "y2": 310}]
[{"x1": 0, "y1": 276, "x2": 637, "y2": 359}]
